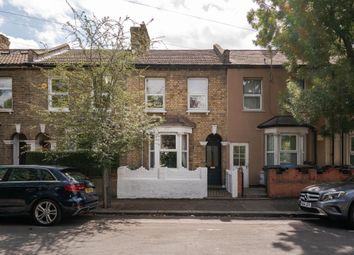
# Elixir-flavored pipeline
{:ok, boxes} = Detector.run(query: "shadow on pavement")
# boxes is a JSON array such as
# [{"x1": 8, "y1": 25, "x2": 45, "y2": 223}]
[
  {"x1": 0, "y1": 214, "x2": 139, "y2": 255},
  {"x1": 273, "y1": 218, "x2": 354, "y2": 255}
]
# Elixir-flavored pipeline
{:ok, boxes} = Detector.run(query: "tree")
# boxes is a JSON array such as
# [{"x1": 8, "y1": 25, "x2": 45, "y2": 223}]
[
  {"x1": 34, "y1": 7, "x2": 158, "y2": 207},
  {"x1": 248, "y1": 0, "x2": 354, "y2": 164}
]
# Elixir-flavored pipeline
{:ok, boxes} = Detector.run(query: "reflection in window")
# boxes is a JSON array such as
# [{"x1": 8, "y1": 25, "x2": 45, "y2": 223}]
[
  {"x1": 243, "y1": 79, "x2": 262, "y2": 110},
  {"x1": 145, "y1": 78, "x2": 165, "y2": 109},
  {"x1": 8, "y1": 168, "x2": 39, "y2": 181},
  {"x1": 0, "y1": 78, "x2": 12, "y2": 110},
  {"x1": 188, "y1": 78, "x2": 208, "y2": 111},
  {"x1": 280, "y1": 135, "x2": 297, "y2": 165},
  {"x1": 233, "y1": 145, "x2": 246, "y2": 166},
  {"x1": 48, "y1": 78, "x2": 69, "y2": 111}
]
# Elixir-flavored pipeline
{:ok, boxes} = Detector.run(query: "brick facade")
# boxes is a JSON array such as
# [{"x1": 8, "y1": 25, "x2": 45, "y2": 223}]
[{"x1": 124, "y1": 67, "x2": 228, "y2": 182}]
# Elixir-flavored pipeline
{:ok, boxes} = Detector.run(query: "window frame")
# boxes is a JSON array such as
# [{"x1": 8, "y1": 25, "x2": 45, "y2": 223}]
[
  {"x1": 48, "y1": 77, "x2": 69, "y2": 112},
  {"x1": 350, "y1": 136, "x2": 354, "y2": 166},
  {"x1": 148, "y1": 132, "x2": 189, "y2": 169},
  {"x1": 0, "y1": 77, "x2": 13, "y2": 112},
  {"x1": 145, "y1": 78, "x2": 166, "y2": 112},
  {"x1": 243, "y1": 78, "x2": 262, "y2": 111},
  {"x1": 279, "y1": 134, "x2": 298, "y2": 165},
  {"x1": 187, "y1": 78, "x2": 209, "y2": 113},
  {"x1": 265, "y1": 134, "x2": 275, "y2": 165}
]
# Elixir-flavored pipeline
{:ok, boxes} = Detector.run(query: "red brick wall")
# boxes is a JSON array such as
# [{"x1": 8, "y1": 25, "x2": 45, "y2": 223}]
[{"x1": 267, "y1": 168, "x2": 354, "y2": 198}]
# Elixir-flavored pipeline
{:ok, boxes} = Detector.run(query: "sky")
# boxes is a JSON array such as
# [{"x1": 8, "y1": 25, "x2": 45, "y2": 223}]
[{"x1": 0, "y1": 0, "x2": 260, "y2": 50}]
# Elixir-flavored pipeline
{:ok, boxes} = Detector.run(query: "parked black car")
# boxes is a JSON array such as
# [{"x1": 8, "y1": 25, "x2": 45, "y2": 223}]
[
  {"x1": 0, "y1": 165, "x2": 98, "y2": 225},
  {"x1": 298, "y1": 176, "x2": 354, "y2": 227}
]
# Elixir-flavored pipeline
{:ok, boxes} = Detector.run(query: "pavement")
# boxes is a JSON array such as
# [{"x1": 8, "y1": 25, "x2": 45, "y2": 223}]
[{"x1": 93, "y1": 198, "x2": 314, "y2": 218}]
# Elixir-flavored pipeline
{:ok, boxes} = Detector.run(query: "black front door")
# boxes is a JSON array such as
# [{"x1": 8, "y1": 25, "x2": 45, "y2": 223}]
[{"x1": 206, "y1": 134, "x2": 222, "y2": 186}]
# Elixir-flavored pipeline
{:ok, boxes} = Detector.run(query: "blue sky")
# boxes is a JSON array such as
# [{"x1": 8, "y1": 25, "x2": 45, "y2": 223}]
[{"x1": 0, "y1": 0, "x2": 259, "y2": 49}]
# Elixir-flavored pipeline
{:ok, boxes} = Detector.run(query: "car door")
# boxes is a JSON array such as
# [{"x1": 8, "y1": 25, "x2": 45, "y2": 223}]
[
  {"x1": 2, "y1": 168, "x2": 42, "y2": 213},
  {"x1": 0, "y1": 168, "x2": 10, "y2": 213}
]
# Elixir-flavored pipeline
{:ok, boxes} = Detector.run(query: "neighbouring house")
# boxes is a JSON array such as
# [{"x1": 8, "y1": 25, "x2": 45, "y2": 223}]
[{"x1": 0, "y1": 25, "x2": 353, "y2": 198}]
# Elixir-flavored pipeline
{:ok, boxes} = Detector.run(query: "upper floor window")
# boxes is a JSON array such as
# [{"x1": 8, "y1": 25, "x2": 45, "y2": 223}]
[
  {"x1": 0, "y1": 77, "x2": 12, "y2": 111},
  {"x1": 187, "y1": 78, "x2": 208, "y2": 112},
  {"x1": 350, "y1": 136, "x2": 354, "y2": 166},
  {"x1": 48, "y1": 78, "x2": 69, "y2": 112},
  {"x1": 243, "y1": 79, "x2": 262, "y2": 111},
  {"x1": 145, "y1": 78, "x2": 165, "y2": 111}
]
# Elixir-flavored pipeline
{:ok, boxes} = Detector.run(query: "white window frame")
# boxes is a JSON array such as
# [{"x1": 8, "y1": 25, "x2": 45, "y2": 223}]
[
  {"x1": 243, "y1": 79, "x2": 262, "y2": 111},
  {"x1": 48, "y1": 77, "x2": 69, "y2": 112},
  {"x1": 265, "y1": 134, "x2": 275, "y2": 165},
  {"x1": 148, "y1": 128, "x2": 191, "y2": 169},
  {"x1": 0, "y1": 77, "x2": 13, "y2": 112},
  {"x1": 279, "y1": 134, "x2": 298, "y2": 165},
  {"x1": 187, "y1": 78, "x2": 209, "y2": 113},
  {"x1": 145, "y1": 78, "x2": 166, "y2": 113},
  {"x1": 350, "y1": 136, "x2": 354, "y2": 166}
]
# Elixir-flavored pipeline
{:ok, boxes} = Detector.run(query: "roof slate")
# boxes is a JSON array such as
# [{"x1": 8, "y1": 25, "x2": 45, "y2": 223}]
[
  {"x1": 229, "y1": 50, "x2": 287, "y2": 65},
  {"x1": 0, "y1": 47, "x2": 289, "y2": 66}
]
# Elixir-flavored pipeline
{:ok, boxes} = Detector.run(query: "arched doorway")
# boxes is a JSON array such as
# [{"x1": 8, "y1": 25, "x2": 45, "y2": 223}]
[
  {"x1": 11, "y1": 133, "x2": 28, "y2": 165},
  {"x1": 206, "y1": 133, "x2": 222, "y2": 186}
]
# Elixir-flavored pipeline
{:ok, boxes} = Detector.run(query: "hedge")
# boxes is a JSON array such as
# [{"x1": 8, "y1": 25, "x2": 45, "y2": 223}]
[{"x1": 26, "y1": 151, "x2": 106, "y2": 177}]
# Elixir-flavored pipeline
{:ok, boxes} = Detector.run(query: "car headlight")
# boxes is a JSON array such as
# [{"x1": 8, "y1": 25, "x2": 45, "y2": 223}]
[{"x1": 321, "y1": 191, "x2": 346, "y2": 201}]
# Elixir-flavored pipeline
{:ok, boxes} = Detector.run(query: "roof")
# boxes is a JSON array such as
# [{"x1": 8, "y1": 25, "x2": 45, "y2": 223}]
[
  {"x1": 257, "y1": 115, "x2": 313, "y2": 129},
  {"x1": 229, "y1": 50, "x2": 287, "y2": 66},
  {"x1": 161, "y1": 115, "x2": 196, "y2": 128},
  {"x1": 0, "y1": 50, "x2": 29, "y2": 64},
  {"x1": 0, "y1": 44, "x2": 289, "y2": 67}
]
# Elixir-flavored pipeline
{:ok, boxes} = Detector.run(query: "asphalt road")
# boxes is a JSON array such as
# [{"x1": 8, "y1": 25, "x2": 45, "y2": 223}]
[{"x1": 0, "y1": 215, "x2": 353, "y2": 255}]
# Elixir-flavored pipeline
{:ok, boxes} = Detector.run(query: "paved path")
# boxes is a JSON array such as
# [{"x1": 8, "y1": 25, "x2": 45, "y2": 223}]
[{"x1": 0, "y1": 215, "x2": 353, "y2": 255}]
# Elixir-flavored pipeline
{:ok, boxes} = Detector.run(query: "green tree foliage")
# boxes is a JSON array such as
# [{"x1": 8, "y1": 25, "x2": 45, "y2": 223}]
[{"x1": 248, "y1": 0, "x2": 354, "y2": 135}]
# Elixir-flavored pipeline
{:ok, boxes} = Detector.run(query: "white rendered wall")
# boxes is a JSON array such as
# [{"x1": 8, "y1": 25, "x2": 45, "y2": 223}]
[{"x1": 117, "y1": 166, "x2": 208, "y2": 199}]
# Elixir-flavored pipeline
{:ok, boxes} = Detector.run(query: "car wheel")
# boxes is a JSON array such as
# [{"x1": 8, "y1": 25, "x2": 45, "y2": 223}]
[
  {"x1": 348, "y1": 204, "x2": 354, "y2": 229},
  {"x1": 32, "y1": 199, "x2": 62, "y2": 226}
]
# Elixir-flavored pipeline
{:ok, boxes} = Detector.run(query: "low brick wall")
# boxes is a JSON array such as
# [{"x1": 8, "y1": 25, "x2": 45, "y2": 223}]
[{"x1": 267, "y1": 168, "x2": 354, "y2": 198}]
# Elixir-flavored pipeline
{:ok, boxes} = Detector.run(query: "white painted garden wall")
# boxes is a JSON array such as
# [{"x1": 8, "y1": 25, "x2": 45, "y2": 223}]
[
  {"x1": 117, "y1": 166, "x2": 208, "y2": 199},
  {"x1": 225, "y1": 168, "x2": 238, "y2": 198}
]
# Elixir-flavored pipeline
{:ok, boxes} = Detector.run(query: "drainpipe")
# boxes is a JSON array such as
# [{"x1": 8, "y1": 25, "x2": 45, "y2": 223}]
[
  {"x1": 331, "y1": 134, "x2": 335, "y2": 166},
  {"x1": 341, "y1": 131, "x2": 344, "y2": 166}
]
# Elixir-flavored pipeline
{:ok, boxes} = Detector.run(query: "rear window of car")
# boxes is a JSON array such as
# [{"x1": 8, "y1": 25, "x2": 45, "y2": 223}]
[
  {"x1": 0, "y1": 168, "x2": 7, "y2": 181},
  {"x1": 62, "y1": 170, "x2": 87, "y2": 181}
]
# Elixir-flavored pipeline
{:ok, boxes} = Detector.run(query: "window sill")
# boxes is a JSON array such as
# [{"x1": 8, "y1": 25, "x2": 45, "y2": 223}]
[
  {"x1": 48, "y1": 108, "x2": 70, "y2": 113},
  {"x1": 0, "y1": 109, "x2": 14, "y2": 113},
  {"x1": 242, "y1": 109, "x2": 265, "y2": 113},
  {"x1": 144, "y1": 109, "x2": 167, "y2": 114},
  {"x1": 186, "y1": 109, "x2": 210, "y2": 115}
]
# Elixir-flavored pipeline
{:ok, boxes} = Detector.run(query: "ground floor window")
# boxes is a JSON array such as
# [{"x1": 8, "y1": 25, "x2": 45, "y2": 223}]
[
  {"x1": 280, "y1": 135, "x2": 297, "y2": 165},
  {"x1": 149, "y1": 132, "x2": 189, "y2": 169},
  {"x1": 350, "y1": 136, "x2": 354, "y2": 166},
  {"x1": 264, "y1": 132, "x2": 305, "y2": 166}
]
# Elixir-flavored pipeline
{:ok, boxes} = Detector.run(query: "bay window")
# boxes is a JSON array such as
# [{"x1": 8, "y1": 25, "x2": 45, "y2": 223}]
[
  {"x1": 187, "y1": 78, "x2": 208, "y2": 112},
  {"x1": 145, "y1": 78, "x2": 165, "y2": 111},
  {"x1": 149, "y1": 131, "x2": 189, "y2": 169},
  {"x1": 266, "y1": 134, "x2": 275, "y2": 165},
  {"x1": 280, "y1": 135, "x2": 297, "y2": 165},
  {"x1": 243, "y1": 79, "x2": 262, "y2": 110}
]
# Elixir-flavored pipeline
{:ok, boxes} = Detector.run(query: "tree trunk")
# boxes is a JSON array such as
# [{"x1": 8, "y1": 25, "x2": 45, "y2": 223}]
[{"x1": 102, "y1": 166, "x2": 112, "y2": 208}]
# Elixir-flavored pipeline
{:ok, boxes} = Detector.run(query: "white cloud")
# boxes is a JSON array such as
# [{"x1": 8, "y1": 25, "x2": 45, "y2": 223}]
[
  {"x1": 7, "y1": 35, "x2": 39, "y2": 48},
  {"x1": 0, "y1": 17, "x2": 4, "y2": 27},
  {"x1": 5, "y1": 0, "x2": 260, "y2": 49}
]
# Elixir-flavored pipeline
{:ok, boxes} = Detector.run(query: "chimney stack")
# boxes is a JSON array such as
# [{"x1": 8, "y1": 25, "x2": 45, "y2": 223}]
[
  {"x1": 0, "y1": 34, "x2": 10, "y2": 49},
  {"x1": 130, "y1": 23, "x2": 150, "y2": 53}
]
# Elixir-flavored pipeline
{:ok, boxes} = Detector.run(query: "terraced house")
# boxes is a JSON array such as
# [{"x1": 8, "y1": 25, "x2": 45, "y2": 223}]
[{"x1": 0, "y1": 28, "x2": 353, "y2": 198}]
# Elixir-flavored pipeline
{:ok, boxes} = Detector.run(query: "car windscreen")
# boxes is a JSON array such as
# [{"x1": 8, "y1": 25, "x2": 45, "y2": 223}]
[{"x1": 62, "y1": 169, "x2": 88, "y2": 181}]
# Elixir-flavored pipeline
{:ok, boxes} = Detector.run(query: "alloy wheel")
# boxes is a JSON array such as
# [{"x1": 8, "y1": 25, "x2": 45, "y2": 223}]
[{"x1": 34, "y1": 201, "x2": 58, "y2": 225}]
